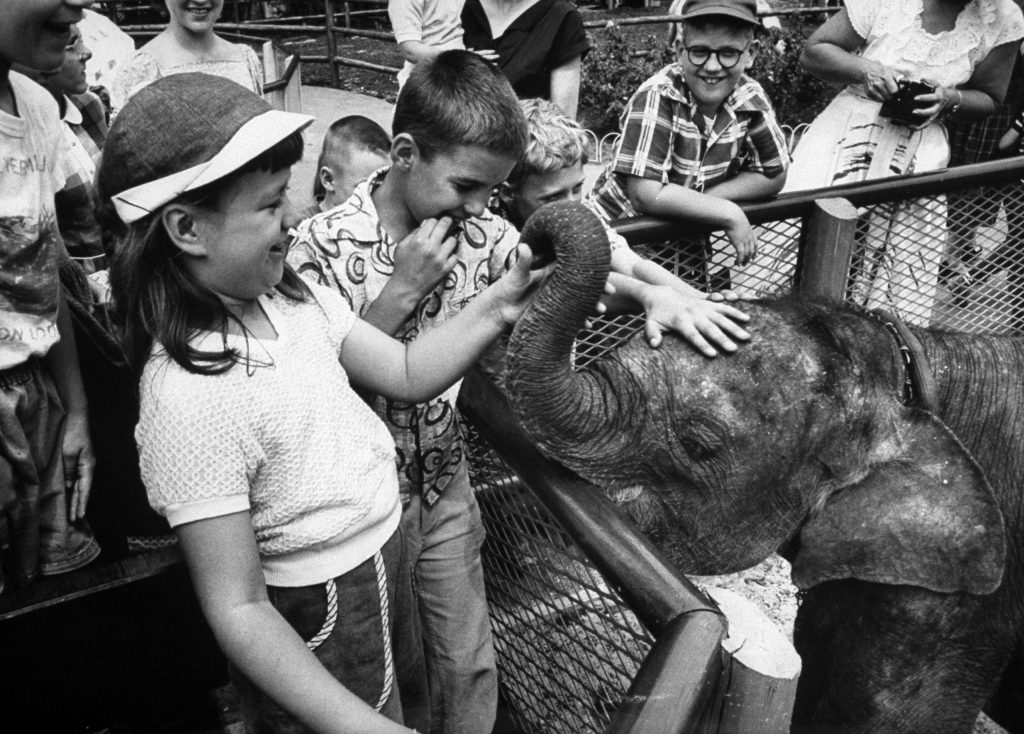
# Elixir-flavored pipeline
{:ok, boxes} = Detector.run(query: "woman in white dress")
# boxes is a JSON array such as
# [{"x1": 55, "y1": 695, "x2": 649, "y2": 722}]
[
  {"x1": 111, "y1": 0, "x2": 262, "y2": 115},
  {"x1": 747, "y1": 0, "x2": 1023, "y2": 325}
]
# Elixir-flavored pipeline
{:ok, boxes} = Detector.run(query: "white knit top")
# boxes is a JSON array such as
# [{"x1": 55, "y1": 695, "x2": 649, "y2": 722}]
[{"x1": 136, "y1": 285, "x2": 401, "y2": 587}]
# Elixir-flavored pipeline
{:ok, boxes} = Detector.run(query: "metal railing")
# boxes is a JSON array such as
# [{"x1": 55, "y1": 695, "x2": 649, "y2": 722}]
[
  {"x1": 460, "y1": 155, "x2": 1024, "y2": 734},
  {"x1": 459, "y1": 373, "x2": 726, "y2": 734}
]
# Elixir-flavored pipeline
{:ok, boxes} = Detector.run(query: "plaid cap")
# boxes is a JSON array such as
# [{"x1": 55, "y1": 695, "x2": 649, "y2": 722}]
[
  {"x1": 679, "y1": 0, "x2": 761, "y2": 27},
  {"x1": 100, "y1": 72, "x2": 312, "y2": 223}
]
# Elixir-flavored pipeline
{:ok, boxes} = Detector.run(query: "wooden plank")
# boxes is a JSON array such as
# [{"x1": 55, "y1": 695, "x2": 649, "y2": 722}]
[
  {"x1": 796, "y1": 196, "x2": 858, "y2": 302},
  {"x1": 706, "y1": 587, "x2": 801, "y2": 734},
  {"x1": 0, "y1": 545, "x2": 183, "y2": 621}
]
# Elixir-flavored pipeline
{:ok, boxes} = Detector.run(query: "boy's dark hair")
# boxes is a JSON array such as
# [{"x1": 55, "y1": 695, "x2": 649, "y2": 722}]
[
  {"x1": 393, "y1": 50, "x2": 528, "y2": 162},
  {"x1": 313, "y1": 115, "x2": 391, "y2": 200},
  {"x1": 101, "y1": 131, "x2": 309, "y2": 376}
]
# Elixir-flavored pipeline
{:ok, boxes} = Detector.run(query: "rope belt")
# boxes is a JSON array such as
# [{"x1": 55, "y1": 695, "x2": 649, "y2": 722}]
[{"x1": 868, "y1": 308, "x2": 937, "y2": 412}]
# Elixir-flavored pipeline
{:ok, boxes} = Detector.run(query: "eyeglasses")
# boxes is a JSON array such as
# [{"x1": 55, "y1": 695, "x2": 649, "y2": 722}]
[{"x1": 679, "y1": 43, "x2": 752, "y2": 69}]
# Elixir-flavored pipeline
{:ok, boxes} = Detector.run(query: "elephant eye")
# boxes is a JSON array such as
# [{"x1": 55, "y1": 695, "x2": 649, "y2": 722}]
[{"x1": 679, "y1": 432, "x2": 720, "y2": 461}]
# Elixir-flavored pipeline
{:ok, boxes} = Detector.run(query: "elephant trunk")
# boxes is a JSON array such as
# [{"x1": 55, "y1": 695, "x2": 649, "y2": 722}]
[{"x1": 506, "y1": 202, "x2": 617, "y2": 456}]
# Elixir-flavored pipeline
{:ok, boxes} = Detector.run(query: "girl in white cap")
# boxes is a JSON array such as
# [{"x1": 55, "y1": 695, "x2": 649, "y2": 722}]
[{"x1": 97, "y1": 72, "x2": 547, "y2": 734}]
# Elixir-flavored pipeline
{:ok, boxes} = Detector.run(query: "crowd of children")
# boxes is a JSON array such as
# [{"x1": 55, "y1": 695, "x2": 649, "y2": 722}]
[{"x1": 8, "y1": 0, "x2": 1024, "y2": 732}]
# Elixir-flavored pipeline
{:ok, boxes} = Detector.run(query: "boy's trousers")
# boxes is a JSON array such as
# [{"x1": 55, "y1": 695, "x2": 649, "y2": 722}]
[
  {"x1": 400, "y1": 460, "x2": 498, "y2": 734},
  {"x1": 0, "y1": 358, "x2": 100, "y2": 590}
]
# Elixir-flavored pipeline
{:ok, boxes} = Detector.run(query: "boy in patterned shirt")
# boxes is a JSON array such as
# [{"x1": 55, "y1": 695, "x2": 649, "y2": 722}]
[
  {"x1": 288, "y1": 50, "x2": 524, "y2": 734},
  {"x1": 589, "y1": 0, "x2": 789, "y2": 270}
]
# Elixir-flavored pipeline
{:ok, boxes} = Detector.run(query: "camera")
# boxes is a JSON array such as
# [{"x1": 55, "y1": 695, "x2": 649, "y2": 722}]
[{"x1": 879, "y1": 79, "x2": 936, "y2": 126}]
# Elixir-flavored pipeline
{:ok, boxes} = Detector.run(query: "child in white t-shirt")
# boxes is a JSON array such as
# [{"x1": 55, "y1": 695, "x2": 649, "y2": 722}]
[{"x1": 387, "y1": 0, "x2": 496, "y2": 89}]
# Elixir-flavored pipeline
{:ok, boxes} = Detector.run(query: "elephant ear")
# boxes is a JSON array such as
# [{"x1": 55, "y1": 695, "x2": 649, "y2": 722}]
[{"x1": 791, "y1": 410, "x2": 1005, "y2": 595}]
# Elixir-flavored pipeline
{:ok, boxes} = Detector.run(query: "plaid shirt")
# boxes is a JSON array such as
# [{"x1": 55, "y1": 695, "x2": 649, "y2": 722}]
[
  {"x1": 66, "y1": 91, "x2": 107, "y2": 169},
  {"x1": 54, "y1": 91, "x2": 108, "y2": 259},
  {"x1": 590, "y1": 64, "x2": 789, "y2": 221}
]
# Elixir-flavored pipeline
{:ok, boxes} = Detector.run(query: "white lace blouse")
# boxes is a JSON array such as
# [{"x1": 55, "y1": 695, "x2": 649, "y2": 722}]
[
  {"x1": 847, "y1": 0, "x2": 1024, "y2": 88},
  {"x1": 111, "y1": 42, "x2": 264, "y2": 115}
]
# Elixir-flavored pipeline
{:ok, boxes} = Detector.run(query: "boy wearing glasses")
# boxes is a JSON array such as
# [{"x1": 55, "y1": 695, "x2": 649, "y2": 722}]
[{"x1": 589, "y1": 0, "x2": 788, "y2": 273}]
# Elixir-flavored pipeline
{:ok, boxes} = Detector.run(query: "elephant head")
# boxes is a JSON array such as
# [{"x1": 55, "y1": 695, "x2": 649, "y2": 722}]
[{"x1": 507, "y1": 202, "x2": 1005, "y2": 595}]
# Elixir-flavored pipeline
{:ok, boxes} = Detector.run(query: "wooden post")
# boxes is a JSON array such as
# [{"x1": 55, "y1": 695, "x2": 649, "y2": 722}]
[
  {"x1": 262, "y1": 40, "x2": 278, "y2": 105},
  {"x1": 796, "y1": 196, "x2": 858, "y2": 302},
  {"x1": 323, "y1": 0, "x2": 340, "y2": 88},
  {"x1": 705, "y1": 587, "x2": 801, "y2": 734}
]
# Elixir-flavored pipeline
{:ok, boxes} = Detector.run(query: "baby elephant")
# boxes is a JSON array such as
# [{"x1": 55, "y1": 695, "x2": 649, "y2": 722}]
[{"x1": 504, "y1": 201, "x2": 1024, "y2": 733}]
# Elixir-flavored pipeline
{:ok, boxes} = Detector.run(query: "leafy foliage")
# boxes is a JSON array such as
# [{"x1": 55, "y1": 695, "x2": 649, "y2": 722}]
[
  {"x1": 579, "y1": 26, "x2": 674, "y2": 136},
  {"x1": 749, "y1": 18, "x2": 835, "y2": 131}
]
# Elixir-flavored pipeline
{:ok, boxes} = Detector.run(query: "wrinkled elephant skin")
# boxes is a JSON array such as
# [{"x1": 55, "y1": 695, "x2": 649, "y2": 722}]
[{"x1": 505, "y1": 201, "x2": 1024, "y2": 733}]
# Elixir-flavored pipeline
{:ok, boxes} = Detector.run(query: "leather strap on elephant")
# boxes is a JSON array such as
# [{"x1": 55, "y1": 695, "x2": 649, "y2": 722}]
[{"x1": 868, "y1": 309, "x2": 937, "y2": 413}]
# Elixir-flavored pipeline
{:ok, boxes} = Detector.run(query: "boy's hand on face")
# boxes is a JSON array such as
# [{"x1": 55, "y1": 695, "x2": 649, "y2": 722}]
[
  {"x1": 393, "y1": 216, "x2": 460, "y2": 299},
  {"x1": 640, "y1": 287, "x2": 750, "y2": 357},
  {"x1": 491, "y1": 244, "x2": 555, "y2": 327}
]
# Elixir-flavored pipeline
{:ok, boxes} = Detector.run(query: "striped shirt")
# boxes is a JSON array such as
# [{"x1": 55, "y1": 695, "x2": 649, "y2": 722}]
[{"x1": 590, "y1": 64, "x2": 789, "y2": 221}]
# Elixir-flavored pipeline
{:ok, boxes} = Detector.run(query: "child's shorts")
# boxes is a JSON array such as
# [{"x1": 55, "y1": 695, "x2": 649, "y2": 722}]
[
  {"x1": 233, "y1": 527, "x2": 415, "y2": 732},
  {"x1": 0, "y1": 358, "x2": 101, "y2": 590}
]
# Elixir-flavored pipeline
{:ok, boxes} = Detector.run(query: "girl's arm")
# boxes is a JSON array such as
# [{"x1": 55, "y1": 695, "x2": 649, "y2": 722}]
[
  {"x1": 341, "y1": 243, "x2": 547, "y2": 401},
  {"x1": 549, "y1": 55, "x2": 582, "y2": 119},
  {"x1": 176, "y1": 512, "x2": 412, "y2": 734}
]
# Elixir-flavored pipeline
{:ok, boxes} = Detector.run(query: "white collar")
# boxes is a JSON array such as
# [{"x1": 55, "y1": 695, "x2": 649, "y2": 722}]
[{"x1": 61, "y1": 95, "x2": 83, "y2": 126}]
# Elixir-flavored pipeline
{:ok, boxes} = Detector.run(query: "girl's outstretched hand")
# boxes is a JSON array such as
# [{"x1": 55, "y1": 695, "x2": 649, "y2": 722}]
[{"x1": 491, "y1": 244, "x2": 554, "y2": 326}]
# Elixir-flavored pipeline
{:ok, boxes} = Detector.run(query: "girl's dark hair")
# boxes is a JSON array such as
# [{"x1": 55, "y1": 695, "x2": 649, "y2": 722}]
[{"x1": 101, "y1": 131, "x2": 309, "y2": 376}]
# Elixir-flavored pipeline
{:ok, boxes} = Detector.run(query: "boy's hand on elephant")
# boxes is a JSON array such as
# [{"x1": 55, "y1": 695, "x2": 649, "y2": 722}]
[{"x1": 640, "y1": 287, "x2": 750, "y2": 356}]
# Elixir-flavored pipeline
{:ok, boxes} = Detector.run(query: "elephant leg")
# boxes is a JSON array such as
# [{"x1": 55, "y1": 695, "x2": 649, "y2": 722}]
[
  {"x1": 985, "y1": 650, "x2": 1024, "y2": 734},
  {"x1": 791, "y1": 580, "x2": 1010, "y2": 734}
]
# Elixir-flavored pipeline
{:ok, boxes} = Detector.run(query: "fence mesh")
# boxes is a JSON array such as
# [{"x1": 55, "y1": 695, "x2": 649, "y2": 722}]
[
  {"x1": 466, "y1": 426, "x2": 654, "y2": 734},
  {"x1": 715, "y1": 180, "x2": 1024, "y2": 334}
]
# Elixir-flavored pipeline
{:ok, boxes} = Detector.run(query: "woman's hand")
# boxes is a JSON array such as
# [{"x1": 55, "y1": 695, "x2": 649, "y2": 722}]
[
  {"x1": 861, "y1": 62, "x2": 902, "y2": 102},
  {"x1": 467, "y1": 47, "x2": 500, "y2": 62},
  {"x1": 906, "y1": 85, "x2": 960, "y2": 131}
]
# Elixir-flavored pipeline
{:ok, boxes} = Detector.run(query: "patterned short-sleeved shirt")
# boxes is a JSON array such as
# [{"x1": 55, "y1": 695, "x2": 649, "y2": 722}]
[
  {"x1": 590, "y1": 64, "x2": 790, "y2": 221},
  {"x1": 288, "y1": 168, "x2": 520, "y2": 506}
]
